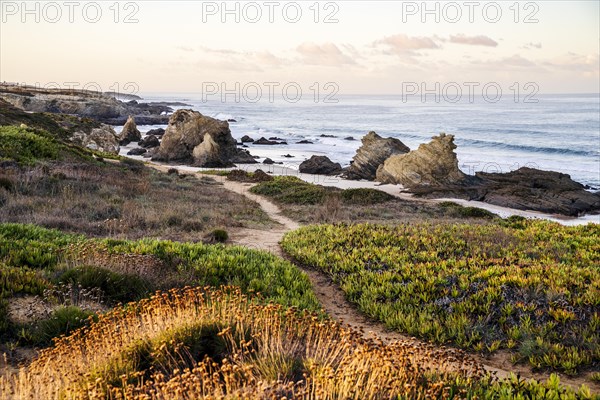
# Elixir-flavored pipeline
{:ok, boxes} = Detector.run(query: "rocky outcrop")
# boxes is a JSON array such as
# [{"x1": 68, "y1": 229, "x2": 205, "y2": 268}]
[
  {"x1": 152, "y1": 109, "x2": 253, "y2": 167},
  {"x1": 343, "y1": 132, "x2": 410, "y2": 181},
  {"x1": 299, "y1": 156, "x2": 343, "y2": 176},
  {"x1": 411, "y1": 167, "x2": 600, "y2": 216},
  {"x1": 0, "y1": 84, "x2": 171, "y2": 125},
  {"x1": 118, "y1": 116, "x2": 142, "y2": 145},
  {"x1": 70, "y1": 125, "x2": 120, "y2": 154},
  {"x1": 241, "y1": 135, "x2": 254, "y2": 143},
  {"x1": 376, "y1": 133, "x2": 465, "y2": 187}
]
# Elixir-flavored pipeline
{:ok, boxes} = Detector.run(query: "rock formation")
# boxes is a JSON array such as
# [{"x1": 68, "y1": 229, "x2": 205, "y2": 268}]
[
  {"x1": 70, "y1": 126, "x2": 120, "y2": 154},
  {"x1": 118, "y1": 116, "x2": 142, "y2": 145},
  {"x1": 299, "y1": 156, "x2": 343, "y2": 176},
  {"x1": 152, "y1": 109, "x2": 255, "y2": 167},
  {"x1": 376, "y1": 133, "x2": 465, "y2": 187},
  {"x1": 0, "y1": 84, "x2": 171, "y2": 125},
  {"x1": 343, "y1": 131, "x2": 410, "y2": 181}
]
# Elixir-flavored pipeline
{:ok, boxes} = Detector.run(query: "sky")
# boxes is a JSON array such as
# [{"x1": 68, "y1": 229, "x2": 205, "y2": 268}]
[{"x1": 1, "y1": 0, "x2": 599, "y2": 95}]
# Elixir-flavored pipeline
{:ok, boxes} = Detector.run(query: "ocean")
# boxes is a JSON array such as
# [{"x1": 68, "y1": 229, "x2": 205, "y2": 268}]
[{"x1": 133, "y1": 93, "x2": 600, "y2": 188}]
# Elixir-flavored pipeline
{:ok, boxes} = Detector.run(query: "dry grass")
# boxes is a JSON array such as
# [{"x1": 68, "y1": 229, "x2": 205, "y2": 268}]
[
  {"x1": 0, "y1": 160, "x2": 274, "y2": 241},
  {"x1": 0, "y1": 286, "x2": 490, "y2": 400}
]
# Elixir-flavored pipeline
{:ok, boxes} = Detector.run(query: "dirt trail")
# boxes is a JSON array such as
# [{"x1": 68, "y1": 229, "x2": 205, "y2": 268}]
[{"x1": 151, "y1": 164, "x2": 598, "y2": 392}]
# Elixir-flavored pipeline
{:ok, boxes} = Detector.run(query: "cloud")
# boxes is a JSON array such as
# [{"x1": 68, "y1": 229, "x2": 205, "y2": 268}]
[
  {"x1": 449, "y1": 34, "x2": 498, "y2": 47},
  {"x1": 373, "y1": 34, "x2": 439, "y2": 55},
  {"x1": 522, "y1": 42, "x2": 542, "y2": 50},
  {"x1": 295, "y1": 42, "x2": 356, "y2": 66},
  {"x1": 175, "y1": 46, "x2": 195, "y2": 52}
]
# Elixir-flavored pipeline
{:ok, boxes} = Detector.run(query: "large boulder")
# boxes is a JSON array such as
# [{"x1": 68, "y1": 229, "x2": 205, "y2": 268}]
[
  {"x1": 299, "y1": 156, "x2": 343, "y2": 176},
  {"x1": 152, "y1": 109, "x2": 248, "y2": 167},
  {"x1": 118, "y1": 116, "x2": 142, "y2": 145},
  {"x1": 376, "y1": 133, "x2": 466, "y2": 187},
  {"x1": 343, "y1": 131, "x2": 410, "y2": 180},
  {"x1": 70, "y1": 125, "x2": 120, "y2": 154}
]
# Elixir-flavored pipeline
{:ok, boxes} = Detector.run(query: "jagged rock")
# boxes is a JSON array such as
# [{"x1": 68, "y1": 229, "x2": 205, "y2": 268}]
[
  {"x1": 127, "y1": 148, "x2": 147, "y2": 156},
  {"x1": 241, "y1": 135, "x2": 254, "y2": 143},
  {"x1": 298, "y1": 140, "x2": 314, "y2": 144},
  {"x1": 146, "y1": 128, "x2": 165, "y2": 137},
  {"x1": 283, "y1": 154, "x2": 294, "y2": 158},
  {"x1": 320, "y1": 134, "x2": 335, "y2": 138},
  {"x1": 343, "y1": 132, "x2": 410, "y2": 181},
  {"x1": 376, "y1": 133, "x2": 465, "y2": 186},
  {"x1": 139, "y1": 135, "x2": 160, "y2": 148},
  {"x1": 152, "y1": 109, "x2": 244, "y2": 167},
  {"x1": 118, "y1": 116, "x2": 142, "y2": 145},
  {"x1": 263, "y1": 158, "x2": 275, "y2": 165},
  {"x1": 299, "y1": 156, "x2": 343, "y2": 176},
  {"x1": 70, "y1": 125, "x2": 120, "y2": 154}
]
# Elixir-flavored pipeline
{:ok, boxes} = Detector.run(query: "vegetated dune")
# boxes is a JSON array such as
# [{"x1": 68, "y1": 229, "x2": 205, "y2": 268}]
[{"x1": 1, "y1": 286, "x2": 590, "y2": 400}]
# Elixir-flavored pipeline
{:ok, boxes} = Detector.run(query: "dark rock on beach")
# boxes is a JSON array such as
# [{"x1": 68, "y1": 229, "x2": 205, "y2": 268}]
[
  {"x1": 127, "y1": 147, "x2": 147, "y2": 156},
  {"x1": 139, "y1": 135, "x2": 160, "y2": 149},
  {"x1": 263, "y1": 158, "x2": 275, "y2": 165},
  {"x1": 299, "y1": 155, "x2": 343, "y2": 176},
  {"x1": 146, "y1": 128, "x2": 165, "y2": 137}
]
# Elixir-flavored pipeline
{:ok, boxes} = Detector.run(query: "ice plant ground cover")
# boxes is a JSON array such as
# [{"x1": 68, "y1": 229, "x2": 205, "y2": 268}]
[{"x1": 281, "y1": 219, "x2": 600, "y2": 375}]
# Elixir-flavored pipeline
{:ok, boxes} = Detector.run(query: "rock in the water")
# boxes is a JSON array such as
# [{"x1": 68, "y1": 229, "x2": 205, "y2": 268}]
[
  {"x1": 71, "y1": 125, "x2": 120, "y2": 154},
  {"x1": 263, "y1": 158, "x2": 275, "y2": 165},
  {"x1": 299, "y1": 155, "x2": 343, "y2": 176},
  {"x1": 139, "y1": 135, "x2": 160, "y2": 148},
  {"x1": 283, "y1": 154, "x2": 294, "y2": 158},
  {"x1": 118, "y1": 116, "x2": 142, "y2": 145},
  {"x1": 343, "y1": 131, "x2": 410, "y2": 181},
  {"x1": 127, "y1": 147, "x2": 147, "y2": 156},
  {"x1": 241, "y1": 135, "x2": 254, "y2": 143},
  {"x1": 344, "y1": 136, "x2": 355, "y2": 141},
  {"x1": 254, "y1": 137, "x2": 279, "y2": 145},
  {"x1": 152, "y1": 109, "x2": 245, "y2": 167},
  {"x1": 320, "y1": 134, "x2": 335, "y2": 138},
  {"x1": 376, "y1": 133, "x2": 465, "y2": 186},
  {"x1": 146, "y1": 128, "x2": 165, "y2": 137},
  {"x1": 297, "y1": 140, "x2": 314, "y2": 144}
]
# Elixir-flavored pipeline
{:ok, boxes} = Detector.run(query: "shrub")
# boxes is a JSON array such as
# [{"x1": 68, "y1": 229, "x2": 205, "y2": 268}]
[
  {"x1": 341, "y1": 188, "x2": 395, "y2": 205},
  {"x1": 56, "y1": 265, "x2": 152, "y2": 304},
  {"x1": 204, "y1": 229, "x2": 229, "y2": 243},
  {"x1": 28, "y1": 305, "x2": 95, "y2": 346},
  {"x1": 0, "y1": 126, "x2": 59, "y2": 165},
  {"x1": 250, "y1": 176, "x2": 328, "y2": 205}
]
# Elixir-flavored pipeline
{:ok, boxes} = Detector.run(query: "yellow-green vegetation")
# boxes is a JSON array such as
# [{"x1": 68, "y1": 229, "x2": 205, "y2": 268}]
[
  {"x1": 1, "y1": 286, "x2": 593, "y2": 399},
  {"x1": 282, "y1": 220, "x2": 600, "y2": 375},
  {"x1": 0, "y1": 223, "x2": 319, "y2": 347}
]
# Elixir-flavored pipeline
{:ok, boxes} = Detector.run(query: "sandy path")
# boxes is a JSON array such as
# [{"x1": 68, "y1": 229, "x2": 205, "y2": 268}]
[{"x1": 149, "y1": 163, "x2": 598, "y2": 392}]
